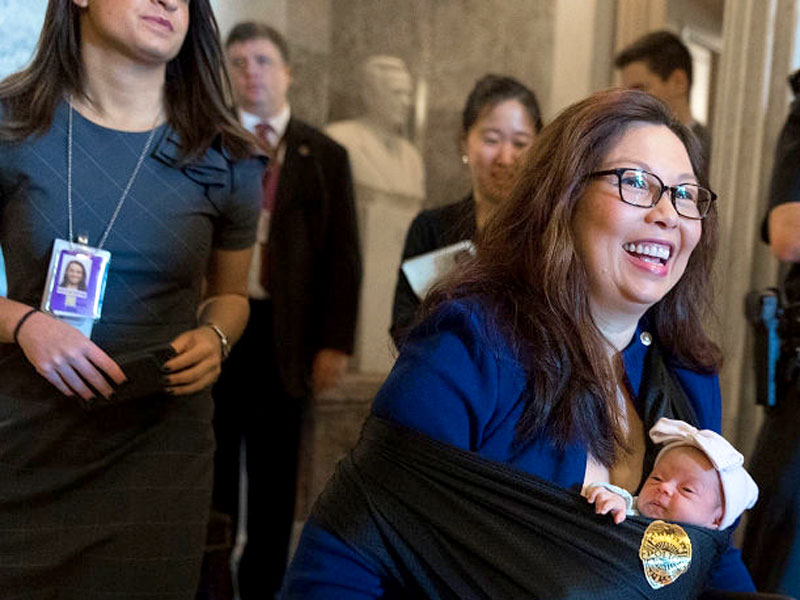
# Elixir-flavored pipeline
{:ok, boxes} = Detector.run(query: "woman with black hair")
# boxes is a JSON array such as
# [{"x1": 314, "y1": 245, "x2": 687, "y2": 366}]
[
  {"x1": 0, "y1": 0, "x2": 261, "y2": 595},
  {"x1": 390, "y1": 74, "x2": 542, "y2": 345}
]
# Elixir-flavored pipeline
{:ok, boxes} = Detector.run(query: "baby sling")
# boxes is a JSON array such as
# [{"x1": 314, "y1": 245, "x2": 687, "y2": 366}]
[{"x1": 310, "y1": 344, "x2": 731, "y2": 599}]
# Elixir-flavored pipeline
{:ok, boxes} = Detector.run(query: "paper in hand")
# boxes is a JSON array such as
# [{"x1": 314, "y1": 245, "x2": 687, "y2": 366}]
[{"x1": 401, "y1": 241, "x2": 476, "y2": 299}]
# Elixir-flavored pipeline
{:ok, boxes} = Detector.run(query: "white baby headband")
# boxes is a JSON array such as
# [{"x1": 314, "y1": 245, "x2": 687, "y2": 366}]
[{"x1": 649, "y1": 418, "x2": 759, "y2": 530}]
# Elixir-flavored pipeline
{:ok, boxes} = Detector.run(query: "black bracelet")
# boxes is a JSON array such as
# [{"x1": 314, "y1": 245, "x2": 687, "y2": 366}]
[{"x1": 12, "y1": 308, "x2": 39, "y2": 346}]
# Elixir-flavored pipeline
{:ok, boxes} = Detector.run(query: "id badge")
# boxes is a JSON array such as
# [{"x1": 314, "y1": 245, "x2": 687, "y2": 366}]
[{"x1": 41, "y1": 239, "x2": 110, "y2": 330}]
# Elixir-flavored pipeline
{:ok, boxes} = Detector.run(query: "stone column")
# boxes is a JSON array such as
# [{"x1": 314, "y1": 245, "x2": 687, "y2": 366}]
[
  {"x1": 711, "y1": 0, "x2": 799, "y2": 454},
  {"x1": 549, "y1": 0, "x2": 616, "y2": 118},
  {"x1": 615, "y1": 0, "x2": 668, "y2": 51}
]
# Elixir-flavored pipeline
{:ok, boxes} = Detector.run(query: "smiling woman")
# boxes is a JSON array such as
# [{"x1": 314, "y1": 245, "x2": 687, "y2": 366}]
[
  {"x1": 281, "y1": 90, "x2": 758, "y2": 598},
  {"x1": 0, "y1": 0, "x2": 262, "y2": 597},
  {"x1": 572, "y1": 123, "x2": 704, "y2": 330},
  {"x1": 390, "y1": 74, "x2": 543, "y2": 345}
]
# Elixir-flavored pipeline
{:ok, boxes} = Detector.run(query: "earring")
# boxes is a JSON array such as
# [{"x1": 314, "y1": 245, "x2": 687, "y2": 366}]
[{"x1": 461, "y1": 154, "x2": 469, "y2": 165}]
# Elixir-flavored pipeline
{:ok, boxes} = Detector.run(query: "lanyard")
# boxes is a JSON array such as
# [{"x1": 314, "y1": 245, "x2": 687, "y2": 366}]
[{"x1": 66, "y1": 101, "x2": 160, "y2": 248}]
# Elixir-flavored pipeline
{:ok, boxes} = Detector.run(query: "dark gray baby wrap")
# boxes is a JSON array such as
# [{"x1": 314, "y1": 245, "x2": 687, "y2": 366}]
[{"x1": 311, "y1": 346, "x2": 730, "y2": 599}]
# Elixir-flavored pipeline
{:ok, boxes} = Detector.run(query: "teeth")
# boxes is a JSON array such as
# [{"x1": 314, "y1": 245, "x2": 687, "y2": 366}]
[{"x1": 623, "y1": 242, "x2": 671, "y2": 260}]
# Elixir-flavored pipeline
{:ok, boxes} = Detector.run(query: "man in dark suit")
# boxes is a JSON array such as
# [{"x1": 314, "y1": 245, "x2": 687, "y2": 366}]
[{"x1": 200, "y1": 21, "x2": 361, "y2": 600}]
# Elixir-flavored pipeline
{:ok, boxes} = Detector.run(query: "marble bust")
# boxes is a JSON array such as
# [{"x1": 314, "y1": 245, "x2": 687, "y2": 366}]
[
  {"x1": 326, "y1": 55, "x2": 425, "y2": 200},
  {"x1": 326, "y1": 56, "x2": 426, "y2": 372}
]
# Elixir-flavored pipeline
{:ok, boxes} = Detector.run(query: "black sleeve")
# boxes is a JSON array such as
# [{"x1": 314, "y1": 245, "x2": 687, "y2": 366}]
[
  {"x1": 317, "y1": 142, "x2": 362, "y2": 354},
  {"x1": 390, "y1": 211, "x2": 438, "y2": 347},
  {"x1": 763, "y1": 95, "x2": 800, "y2": 244}
]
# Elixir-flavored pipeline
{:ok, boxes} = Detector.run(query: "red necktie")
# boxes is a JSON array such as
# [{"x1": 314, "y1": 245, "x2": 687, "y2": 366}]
[{"x1": 255, "y1": 123, "x2": 281, "y2": 291}]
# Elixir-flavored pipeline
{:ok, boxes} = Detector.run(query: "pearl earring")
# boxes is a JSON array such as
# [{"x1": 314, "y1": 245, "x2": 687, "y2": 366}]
[{"x1": 461, "y1": 154, "x2": 469, "y2": 165}]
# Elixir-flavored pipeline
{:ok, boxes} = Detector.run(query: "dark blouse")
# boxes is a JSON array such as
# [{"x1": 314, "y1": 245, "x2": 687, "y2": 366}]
[
  {"x1": 0, "y1": 101, "x2": 262, "y2": 597},
  {"x1": 390, "y1": 195, "x2": 475, "y2": 346}
]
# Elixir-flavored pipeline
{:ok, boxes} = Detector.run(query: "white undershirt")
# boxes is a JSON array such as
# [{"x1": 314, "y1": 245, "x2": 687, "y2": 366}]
[{"x1": 239, "y1": 105, "x2": 291, "y2": 299}]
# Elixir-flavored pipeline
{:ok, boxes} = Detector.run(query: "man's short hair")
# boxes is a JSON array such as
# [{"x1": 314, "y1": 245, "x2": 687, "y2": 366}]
[
  {"x1": 225, "y1": 21, "x2": 289, "y2": 64},
  {"x1": 614, "y1": 30, "x2": 692, "y2": 88}
]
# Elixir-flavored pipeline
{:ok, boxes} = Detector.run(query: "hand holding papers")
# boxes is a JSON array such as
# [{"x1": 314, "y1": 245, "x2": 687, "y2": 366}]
[{"x1": 401, "y1": 241, "x2": 476, "y2": 300}]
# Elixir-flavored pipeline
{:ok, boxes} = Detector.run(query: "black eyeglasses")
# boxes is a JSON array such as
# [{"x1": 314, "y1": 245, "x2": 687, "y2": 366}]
[{"x1": 587, "y1": 168, "x2": 717, "y2": 220}]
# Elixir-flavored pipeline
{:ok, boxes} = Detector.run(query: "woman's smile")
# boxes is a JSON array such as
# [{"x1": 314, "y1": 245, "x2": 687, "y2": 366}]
[{"x1": 572, "y1": 123, "x2": 702, "y2": 319}]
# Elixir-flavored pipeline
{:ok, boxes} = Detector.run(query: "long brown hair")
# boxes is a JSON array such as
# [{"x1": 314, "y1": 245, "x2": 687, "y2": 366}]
[
  {"x1": 424, "y1": 89, "x2": 720, "y2": 466},
  {"x1": 0, "y1": 0, "x2": 255, "y2": 162}
]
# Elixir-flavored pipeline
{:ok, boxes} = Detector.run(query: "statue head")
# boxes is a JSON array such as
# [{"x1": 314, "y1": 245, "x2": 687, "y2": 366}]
[{"x1": 360, "y1": 55, "x2": 413, "y2": 133}]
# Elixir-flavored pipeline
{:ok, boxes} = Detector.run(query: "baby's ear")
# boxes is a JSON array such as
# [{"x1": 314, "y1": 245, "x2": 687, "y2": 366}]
[{"x1": 711, "y1": 504, "x2": 724, "y2": 529}]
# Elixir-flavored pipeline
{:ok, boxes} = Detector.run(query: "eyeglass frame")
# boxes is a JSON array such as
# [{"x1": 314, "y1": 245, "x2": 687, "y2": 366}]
[{"x1": 586, "y1": 167, "x2": 717, "y2": 220}]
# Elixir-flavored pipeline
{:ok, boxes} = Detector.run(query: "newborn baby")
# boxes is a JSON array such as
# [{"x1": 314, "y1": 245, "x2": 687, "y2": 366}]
[{"x1": 583, "y1": 418, "x2": 759, "y2": 530}]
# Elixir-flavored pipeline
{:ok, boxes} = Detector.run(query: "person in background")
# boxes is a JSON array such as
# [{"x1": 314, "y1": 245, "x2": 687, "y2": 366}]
[
  {"x1": 615, "y1": 30, "x2": 711, "y2": 170},
  {"x1": 741, "y1": 69, "x2": 800, "y2": 599},
  {"x1": 390, "y1": 74, "x2": 542, "y2": 345},
  {"x1": 200, "y1": 21, "x2": 361, "y2": 600},
  {"x1": 281, "y1": 89, "x2": 756, "y2": 598},
  {"x1": 0, "y1": 0, "x2": 261, "y2": 596}
]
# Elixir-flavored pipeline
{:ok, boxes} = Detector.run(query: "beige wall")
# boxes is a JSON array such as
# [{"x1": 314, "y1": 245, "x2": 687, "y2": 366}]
[
  {"x1": 211, "y1": 0, "x2": 288, "y2": 39},
  {"x1": 549, "y1": 0, "x2": 616, "y2": 120},
  {"x1": 325, "y1": 0, "x2": 556, "y2": 208}
]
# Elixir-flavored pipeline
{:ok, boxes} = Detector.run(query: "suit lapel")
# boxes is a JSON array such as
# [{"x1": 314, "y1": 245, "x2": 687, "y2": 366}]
[{"x1": 275, "y1": 118, "x2": 301, "y2": 212}]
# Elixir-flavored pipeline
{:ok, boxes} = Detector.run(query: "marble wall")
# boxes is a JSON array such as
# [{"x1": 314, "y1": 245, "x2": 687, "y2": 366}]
[
  {"x1": 327, "y1": 0, "x2": 555, "y2": 208},
  {"x1": 213, "y1": 0, "x2": 559, "y2": 209}
]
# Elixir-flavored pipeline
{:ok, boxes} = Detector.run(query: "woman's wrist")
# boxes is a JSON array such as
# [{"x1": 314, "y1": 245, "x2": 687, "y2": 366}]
[
  {"x1": 13, "y1": 308, "x2": 40, "y2": 345},
  {"x1": 196, "y1": 292, "x2": 249, "y2": 350},
  {"x1": 203, "y1": 322, "x2": 231, "y2": 360}
]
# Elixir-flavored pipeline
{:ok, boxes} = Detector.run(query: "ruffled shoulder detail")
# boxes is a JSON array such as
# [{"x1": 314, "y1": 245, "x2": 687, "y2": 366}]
[{"x1": 152, "y1": 128, "x2": 230, "y2": 188}]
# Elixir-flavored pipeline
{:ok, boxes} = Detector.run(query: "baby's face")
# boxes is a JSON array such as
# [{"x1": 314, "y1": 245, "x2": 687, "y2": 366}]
[{"x1": 638, "y1": 446, "x2": 723, "y2": 528}]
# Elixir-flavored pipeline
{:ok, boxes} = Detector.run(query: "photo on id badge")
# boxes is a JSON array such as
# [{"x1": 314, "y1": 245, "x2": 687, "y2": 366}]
[{"x1": 43, "y1": 239, "x2": 109, "y2": 320}]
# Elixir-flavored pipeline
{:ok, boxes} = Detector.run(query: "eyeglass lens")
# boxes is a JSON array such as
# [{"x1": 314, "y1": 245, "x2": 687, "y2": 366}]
[{"x1": 618, "y1": 169, "x2": 711, "y2": 218}]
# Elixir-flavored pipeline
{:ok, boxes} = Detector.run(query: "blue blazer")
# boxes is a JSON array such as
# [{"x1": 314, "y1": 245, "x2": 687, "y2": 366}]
[{"x1": 283, "y1": 300, "x2": 754, "y2": 598}]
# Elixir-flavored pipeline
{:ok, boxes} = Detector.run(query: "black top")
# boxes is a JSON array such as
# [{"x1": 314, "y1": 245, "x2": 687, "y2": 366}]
[
  {"x1": 265, "y1": 117, "x2": 361, "y2": 396},
  {"x1": 761, "y1": 93, "x2": 800, "y2": 302},
  {"x1": 390, "y1": 195, "x2": 476, "y2": 346}
]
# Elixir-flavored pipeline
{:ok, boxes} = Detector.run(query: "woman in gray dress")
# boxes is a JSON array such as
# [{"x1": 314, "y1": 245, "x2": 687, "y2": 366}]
[{"x1": 0, "y1": 0, "x2": 261, "y2": 597}]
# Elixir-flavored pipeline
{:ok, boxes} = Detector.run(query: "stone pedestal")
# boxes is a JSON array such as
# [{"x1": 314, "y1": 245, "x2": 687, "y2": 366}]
[
  {"x1": 295, "y1": 371, "x2": 385, "y2": 520},
  {"x1": 351, "y1": 186, "x2": 422, "y2": 373}
]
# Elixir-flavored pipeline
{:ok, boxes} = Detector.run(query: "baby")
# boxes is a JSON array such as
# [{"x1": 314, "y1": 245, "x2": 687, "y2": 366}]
[{"x1": 583, "y1": 418, "x2": 759, "y2": 530}]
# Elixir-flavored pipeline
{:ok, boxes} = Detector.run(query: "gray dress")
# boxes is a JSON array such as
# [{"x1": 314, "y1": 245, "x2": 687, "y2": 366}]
[{"x1": 0, "y1": 103, "x2": 261, "y2": 599}]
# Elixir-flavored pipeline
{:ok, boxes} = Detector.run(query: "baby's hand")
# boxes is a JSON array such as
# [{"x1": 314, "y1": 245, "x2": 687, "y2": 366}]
[{"x1": 583, "y1": 486, "x2": 628, "y2": 524}]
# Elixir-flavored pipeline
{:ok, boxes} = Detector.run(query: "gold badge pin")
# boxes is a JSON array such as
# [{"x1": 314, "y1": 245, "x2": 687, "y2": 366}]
[{"x1": 639, "y1": 520, "x2": 692, "y2": 589}]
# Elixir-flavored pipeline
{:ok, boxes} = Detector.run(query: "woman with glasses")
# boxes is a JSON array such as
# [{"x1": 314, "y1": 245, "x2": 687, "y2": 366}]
[
  {"x1": 282, "y1": 89, "x2": 753, "y2": 598},
  {"x1": 0, "y1": 0, "x2": 260, "y2": 596}
]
